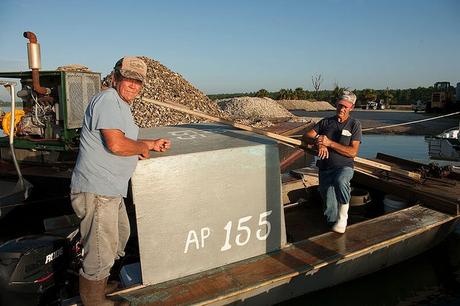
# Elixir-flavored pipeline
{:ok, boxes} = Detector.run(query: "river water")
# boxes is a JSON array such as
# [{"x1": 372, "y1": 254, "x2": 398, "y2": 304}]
[{"x1": 360, "y1": 134, "x2": 429, "y2": 161}]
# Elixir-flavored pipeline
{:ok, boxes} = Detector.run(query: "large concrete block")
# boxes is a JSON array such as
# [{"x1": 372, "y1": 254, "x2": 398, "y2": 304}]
[{"x1": 131, "y1": 123, "x2": 286, "y2": 285}]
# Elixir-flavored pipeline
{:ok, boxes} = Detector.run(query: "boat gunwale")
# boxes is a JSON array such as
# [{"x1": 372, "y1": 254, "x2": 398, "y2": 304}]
[{"x1": 110, "y1": 205, "x2": 457, "y2": 305}]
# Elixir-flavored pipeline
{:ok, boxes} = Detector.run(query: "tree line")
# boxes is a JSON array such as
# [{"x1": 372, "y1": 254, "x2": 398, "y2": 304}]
[{"x1": 208, "y1": 86, "x2": 434, "y2": 107}]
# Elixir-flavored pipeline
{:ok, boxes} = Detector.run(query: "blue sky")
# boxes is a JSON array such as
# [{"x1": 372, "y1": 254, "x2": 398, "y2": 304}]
[{"x1": 1, "y1": 0, "x2": 459, "y2": 97}]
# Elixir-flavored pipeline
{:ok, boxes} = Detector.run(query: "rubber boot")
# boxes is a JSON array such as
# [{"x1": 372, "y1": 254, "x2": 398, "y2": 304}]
[
  {"x1": 79, "y1": 275, "x2": 114, "y2": 306},
  {"x1": 106, "y1": 280, "x2": 120, "y2": 294},
  {"x1": 332, "y1": 204, "x2": 349, "y2": 234}
]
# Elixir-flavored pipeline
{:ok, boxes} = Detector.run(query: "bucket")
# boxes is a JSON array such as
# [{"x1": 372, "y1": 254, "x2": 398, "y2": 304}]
[
  {"x1": 350, "y1": 188, "x2": 371, "y2": 206},
  {"x1": 383, "y1": 194, "x2": 407, "y2": 213},
  {"x1": 349, "y1": 188, "x2": 371, "y2": 216}
]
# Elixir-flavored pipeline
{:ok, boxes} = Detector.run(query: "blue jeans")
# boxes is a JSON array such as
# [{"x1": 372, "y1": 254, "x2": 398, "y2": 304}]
[{"x1": 318, "y1": 167, "x2": 354, "y2": 222}]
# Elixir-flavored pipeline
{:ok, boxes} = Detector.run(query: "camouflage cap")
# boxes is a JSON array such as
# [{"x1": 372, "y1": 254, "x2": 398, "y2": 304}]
[
  {"x1": 337, "y1": 90, "x2": 357, "y2": 108},
  {"x1": 114, "y1": 56, "x2": 147, "y2": 82}
]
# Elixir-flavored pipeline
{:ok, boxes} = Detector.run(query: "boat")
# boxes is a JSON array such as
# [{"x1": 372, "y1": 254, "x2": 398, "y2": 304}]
[
  {"x1": 104, "y1": 129, "x2": 460, "y2": 306},
  {"x1": 1, "y1": 118, "x2": 459, "y2": 305},
  {"x1": 425, "y1": 121, "x2": 460, "y2": 161},
  {"x1": 1, "y1": 31, "x2": 460, "y2": 305}
]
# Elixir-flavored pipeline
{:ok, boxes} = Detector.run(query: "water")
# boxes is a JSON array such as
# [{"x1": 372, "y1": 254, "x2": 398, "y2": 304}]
[
  {"x1": 359, "y1": 134, "x2": 460, "y2": 167},
  {"x1": 360, "y1": 134, "x2": 430, "y2": 162}
]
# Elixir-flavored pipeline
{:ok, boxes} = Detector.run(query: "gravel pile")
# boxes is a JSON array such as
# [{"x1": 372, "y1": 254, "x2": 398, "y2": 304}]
[
  {"x1": 216, "y1": 97, "x2": 293, "y2": 120},
  {"x1": 277, "y1": 100, "x2": 335, "y2": 111},
  {"x1": 102, "y1": 56, "x2": 225, "y2": 127}
]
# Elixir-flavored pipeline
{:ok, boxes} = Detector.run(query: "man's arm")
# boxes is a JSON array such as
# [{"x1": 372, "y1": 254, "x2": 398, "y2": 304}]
[
  {"x1": 304, "y1": 129, "x2": 329, "y2": 159},
  {"x1": 304, "y1": 129, "x2": 318, "y2": 145},
  {"x1": 317, "y1": 136, "x2": 360, "y2": 158},
  {"x1": 101, "y1": 129, "x2": 150, "y2": 158}
]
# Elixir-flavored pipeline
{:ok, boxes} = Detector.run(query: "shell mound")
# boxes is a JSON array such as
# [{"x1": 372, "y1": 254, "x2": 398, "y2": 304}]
[
  {"x1": 216, "y1": 97, "x2": 293, "y2": 120},
  {"x1": 277, "y1": 100, "x2": 335, "y2": 111},
  {"x1": 103, "y1": 56, "x2": 224, "y2": 127}
]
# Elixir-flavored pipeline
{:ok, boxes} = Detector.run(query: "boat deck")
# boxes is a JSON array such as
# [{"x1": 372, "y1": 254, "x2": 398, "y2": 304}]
[
  {"x1": 110, "y1": 156, "x2": 460, "y2": 305},
  {"x1": 110, "y1": 205, "x2": 455, "y2": 305}
]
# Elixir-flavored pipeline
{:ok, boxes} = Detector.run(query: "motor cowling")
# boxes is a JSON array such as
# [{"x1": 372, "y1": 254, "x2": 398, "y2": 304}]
[{"x1": 0, "y1": 235, "x2": 67, "y2": 306}]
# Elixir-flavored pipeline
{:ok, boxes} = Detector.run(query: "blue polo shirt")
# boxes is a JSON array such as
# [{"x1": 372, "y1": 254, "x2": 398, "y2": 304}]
[
  {"x1": 71, "y1": 88, "x2": 139, "y2": 197},
  {"x1": 313, "y1": 116, "x2": 362, "y2": 170}
]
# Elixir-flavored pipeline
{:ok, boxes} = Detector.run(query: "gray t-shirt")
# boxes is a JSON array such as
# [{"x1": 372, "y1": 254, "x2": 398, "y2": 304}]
[
  {"x1": 313, "y1": 116, "x2": 362, "y2": 170},
  {"x1": 71, "y1": 88, "x2": 139, "y2": 197}
]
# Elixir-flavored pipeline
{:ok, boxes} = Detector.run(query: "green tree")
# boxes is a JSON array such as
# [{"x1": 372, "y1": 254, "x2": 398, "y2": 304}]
[
  {"x1": 277, "y1": 89, "x2": 288, "y2": 100},
  {"x1": 294, "y1": 87, "x2": 305, "y2": 100},
  {"x1": 331, "y1": 82, "x2": 348, "y2": 104},
  {"x1": 362, "y1": 89, "x2": 377, "y2": 102},
  {"x1": 382, "y1": 87, "x2": 394, "y2": 105},
  {"x1": 255, "y1": 89, "x2": 269, "y2": 97}
]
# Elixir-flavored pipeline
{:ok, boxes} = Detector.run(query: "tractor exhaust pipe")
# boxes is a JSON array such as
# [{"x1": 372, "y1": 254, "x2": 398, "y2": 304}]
[{"x1": 23, "y1": 31, "x2": 51, "y2": 95}]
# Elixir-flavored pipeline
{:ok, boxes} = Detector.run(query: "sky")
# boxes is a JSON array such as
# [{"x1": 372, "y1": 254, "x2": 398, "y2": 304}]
[{"x1": 0, "y1": 0, "x2": 459, "y2": 100}]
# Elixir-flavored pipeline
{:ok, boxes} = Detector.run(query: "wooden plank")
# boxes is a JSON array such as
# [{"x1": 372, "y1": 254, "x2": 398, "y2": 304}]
[
  {"x1": 142, "y1": 98, "x2": 422, "y2": 182},
  {"x1": 280, "y1": 149, "x2": 305, "y2": 172},
  {"x1": 142, "y1": 97, "x2": 309, "y2": 148},
  {"x1": 277, "y1": 123, "x2": 314, "y2": 171},
  {"x1": 354, "y1": 166, "x2": 460, "y2": 207},
  {"x1": 376, "y1": 153, "x2": 427, "y2": 169},
  {"x1": 376, "y1": 153, "x2": 460, "y2": 181},
  {"x1": 111, "y1": 206, "x2": 454, "y2": 305},
  {"x1": 354, "y1": 157, "x2": 422, "y2": 181},
  {"x1": 353, "y1": 169, "x2": 460, "y2": 215},
  {"x1": 263, "y1": 122, "x2": 315, "y2": 136}
]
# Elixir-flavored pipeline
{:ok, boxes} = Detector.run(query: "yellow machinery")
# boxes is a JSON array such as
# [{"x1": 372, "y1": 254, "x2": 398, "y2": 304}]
[{"x1": 429, "y1": 81, "x2": 456, "y2": 111}]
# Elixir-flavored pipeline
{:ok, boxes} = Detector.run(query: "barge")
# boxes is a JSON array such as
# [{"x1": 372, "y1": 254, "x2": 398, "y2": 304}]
[
  {"x1": 103, "y1": 127, "x2": 460, "y2": 306},
  {"x1": 1, "y1": 31, "x2": 459, "y2": 306}
]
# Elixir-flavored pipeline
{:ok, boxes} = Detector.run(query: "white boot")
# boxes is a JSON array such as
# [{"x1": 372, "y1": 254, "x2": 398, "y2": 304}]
[{"x1": 332, "y1": 204, "x2": 349, "y2": 234}]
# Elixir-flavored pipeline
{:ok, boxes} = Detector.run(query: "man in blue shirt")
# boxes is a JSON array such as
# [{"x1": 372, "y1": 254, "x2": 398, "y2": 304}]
[
  {"x1": 305, "y1": 91, "x2": 361, "y2": 234},
  {"x1": 71, "y1": 57, "x2": 171, "y2": 305}
]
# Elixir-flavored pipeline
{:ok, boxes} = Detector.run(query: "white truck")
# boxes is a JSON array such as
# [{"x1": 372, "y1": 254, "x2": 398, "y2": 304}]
[{"x1": 412, "y1": 100, "x2": 427, "y2": 112}]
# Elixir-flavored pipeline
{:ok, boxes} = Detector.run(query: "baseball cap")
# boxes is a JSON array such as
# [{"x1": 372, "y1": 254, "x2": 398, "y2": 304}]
[
  {"x1": 114, "y1": 56, "x2": 147, "y2": 82},
  {"x1": 337, "y1": 90, "x2": 357, "y2": 108}
]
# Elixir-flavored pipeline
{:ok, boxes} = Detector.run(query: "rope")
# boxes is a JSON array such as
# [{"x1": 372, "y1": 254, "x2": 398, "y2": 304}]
[{"x1": 362, "y1": 111, "x2": 460, "y2": 132}]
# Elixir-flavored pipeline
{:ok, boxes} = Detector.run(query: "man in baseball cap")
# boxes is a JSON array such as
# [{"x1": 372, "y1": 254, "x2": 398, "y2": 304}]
[
  {"x1": 114, "y1": 56, "x2": 148, "y2": 83},
  {"x1": 71, "y1": 56, "x2": 170, "y2": 304},
  {"x1": 337, "y1": 90, "x2": 357, "y2": 109},
  {"x1": 303, "y1": 90, "x2": 361, "y2": 234}
]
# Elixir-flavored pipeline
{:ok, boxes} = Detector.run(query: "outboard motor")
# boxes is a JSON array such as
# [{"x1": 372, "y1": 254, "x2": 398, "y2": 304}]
[
  {"x1": 0, "y1": 215, "x2": 81, "y2": 305},
  {"x1": 0, "y1": 235, "x2": 68, "y2": 305}
]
